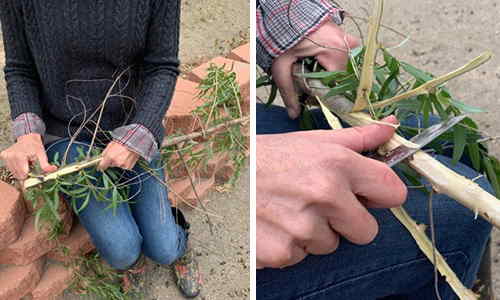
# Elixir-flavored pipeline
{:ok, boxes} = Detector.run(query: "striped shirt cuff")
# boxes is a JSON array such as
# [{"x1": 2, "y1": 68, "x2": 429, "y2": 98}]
[
  {"x1": 256, "y1": 0, "x2": 345, "y2": 70},
  {"x1": 12, "y1": 112, "x2": 46, "y2": 140},
  {"x1": 111, "y1": 124, "x2": 158, "y2": 162}
]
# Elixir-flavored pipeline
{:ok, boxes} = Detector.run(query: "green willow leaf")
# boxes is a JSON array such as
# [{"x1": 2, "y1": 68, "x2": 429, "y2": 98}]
[
  {"x1": 449, "y1": 99, "x2": 485, "y2": 113},
  {"x1": 452, "y1": 125, "x2": 467, "y2": 165},
  {"x1": 467, "y1": 143, "x2": 482, "y2": 171},
  {"x1": 401, "y1": 62, "x2": 434, "y2": 82},
  {"x1": 324, "y1": 81, "x2": 358, "y2": 98},
  {"x1": 266, "y1": 84, "x2": 278, "y2": 107},
  {"x1": 483, "y1": 156, "x2": 500, "y2": 197},
  {"x1": 256, "y1": 75, "x2": 272, "y2": 88},
  {"x1": 296, "y1": 70, "x2": 348, "y2": 79}
]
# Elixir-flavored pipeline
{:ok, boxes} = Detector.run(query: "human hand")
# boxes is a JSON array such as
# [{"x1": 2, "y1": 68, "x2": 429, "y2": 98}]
[
  {"x1": 272, "y1": 21, "x2": 360, "y2": 119},
  {"x1": 0, "y1": 133, "x2": 57, "y2": 180},
  {"x1": 256, "y1": 116, "x2": 407, "y2": 269},
  {"x1": 98, "y1": 141, "x2": 140, "y2": 171}
]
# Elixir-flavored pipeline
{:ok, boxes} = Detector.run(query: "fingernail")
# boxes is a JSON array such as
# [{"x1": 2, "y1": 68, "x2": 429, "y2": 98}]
[{"x1": 382, "y1": 115, "x2": 399, "y2": 125}]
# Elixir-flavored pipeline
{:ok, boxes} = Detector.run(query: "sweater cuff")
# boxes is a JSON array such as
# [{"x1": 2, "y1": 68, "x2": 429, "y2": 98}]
[
  {"x1": 12, "y1": 112, "x2": 46, "y2": 140},
  {"x1": 256, "y1": 0, "x2": 345, "y2": 70},
  {"x1": 111, "y1": 124, "x2": 159, "y2": 162}
]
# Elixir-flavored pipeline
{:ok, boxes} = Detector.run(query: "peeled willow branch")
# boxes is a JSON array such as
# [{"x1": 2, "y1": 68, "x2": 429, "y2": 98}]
[
  {"x1": 352, "y1": 0, "x2": 384, "y2": 112},
  {"x1": 293, "y1": 66, "x2": 483, "y2": 300},
  {"x1": 23, "y1": 116, "x2": 249, "y2": 190}
]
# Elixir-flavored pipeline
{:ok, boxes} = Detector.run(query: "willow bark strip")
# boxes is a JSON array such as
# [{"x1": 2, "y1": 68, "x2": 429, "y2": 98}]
[
  {"x1": 23, "y1": 116, "x2": 249, "y2": 190},
  {"x1": 352, "y1": 0, "x2": 384, "y2": 112},
  {"x1": 390, "y1": 207, "x2": 478, "y2": 300}
]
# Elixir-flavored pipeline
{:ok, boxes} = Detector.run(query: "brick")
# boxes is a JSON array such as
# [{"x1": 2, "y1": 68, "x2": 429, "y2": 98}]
[
  {"x1": 0, "y1": 208, "x2": 72, "y2": 266},
  {"x1": 168, "y1": 177, "x2": 192, "y2": 207},
  {"x1": 47, "y1": 224, "x2": 94, "y2": 264},
  {"x1": 0, "y1": 258, "x2": 44, "y2": 300},
  {"x1": 188, "y1": 57, "x2": 250, "y2": 115},
  {"x1": 164, "y1": 79, "x2": 205, "y2": 136},
  {"x1": 215, "y1": 162, "x2": 236, "y2": 184},
  {"x1": 0, "y1": 180, "x2": 26, "y2": 250},
  {"x1": 198, "y1": 152, "x2": 229, "y2": 179},
  {"x1": 28, "y1": 263, "x2": 75, "y2": 300},
  {"x1": 182, "y1": 176, "x2": 215, "y2": 208},
  {"x1": 164, "y1": 143, "x2": 210, "y2": 179},
  {"x1": 227, "y1": 43, "x2": 250, "y2": 63}
]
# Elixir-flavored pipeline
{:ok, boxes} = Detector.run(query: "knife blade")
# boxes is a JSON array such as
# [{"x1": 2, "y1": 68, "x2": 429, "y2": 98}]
[{"x1": 369, "y1": 115, "x2": 467, "y2": 167}]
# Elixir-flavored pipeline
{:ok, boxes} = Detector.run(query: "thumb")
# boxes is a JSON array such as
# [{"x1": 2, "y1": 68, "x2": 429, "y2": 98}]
[
  {"x1": 328, "y1": 115, "x2": 399, "y2": 152},
  {"x1": 35, "y1": 151, "x2": 57, "y2": 173},
  {"x1": 271, "y1": 55, "x2": 301, "y2": 119}
]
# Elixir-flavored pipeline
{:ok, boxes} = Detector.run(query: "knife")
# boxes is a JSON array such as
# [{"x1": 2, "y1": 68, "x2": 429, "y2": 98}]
[{"x1": 369, "y1": 115, "x2": 467, "y2": 167}]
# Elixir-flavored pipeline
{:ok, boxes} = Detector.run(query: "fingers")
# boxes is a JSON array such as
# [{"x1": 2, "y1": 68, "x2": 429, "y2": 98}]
[
  {"x1": 271, "y1": 55, "x2": 301, "y2": 119},
  {"x1": 267, "y1": 208, "x2": 340, "y2": 256},
  {"x1": 327, "y1": 191, "x2": 379, "y2": 245},
  {"x1": 98, "y1": 142, "x2": 138, "y2": 171},
  {"x1": 257, "y1": 218, "x2": 307, "y2": 269},
  {"x1": 327, "y1": 115, "x2": 399, "y2": 153},
  {"x1": 336, "y1": 149, "x2": 407, "y2": 208},
  {"x1": 35, "y1": 150, "x2": 57, "y2": 173},
  {"x1": 97, "y1": 155, "x2": 112, "y2": 171}
]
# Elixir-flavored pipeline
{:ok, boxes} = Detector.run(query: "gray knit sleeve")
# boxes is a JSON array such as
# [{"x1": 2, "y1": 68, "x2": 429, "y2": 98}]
[
  {"x1": 0, "y1": 0, "x2": 45, "y2": 121},
  {"x1": 126, "y1": 0, "x2": 180, "y2": 146}
]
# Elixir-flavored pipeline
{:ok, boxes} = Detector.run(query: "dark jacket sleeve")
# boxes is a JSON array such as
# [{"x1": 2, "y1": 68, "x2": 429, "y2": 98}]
[
  {"x1": 130, "y1": 0, "x2": 181, "y2": 145},
  {"x1": 0, "y1": 0, "x2": 45, "y2": 121}
]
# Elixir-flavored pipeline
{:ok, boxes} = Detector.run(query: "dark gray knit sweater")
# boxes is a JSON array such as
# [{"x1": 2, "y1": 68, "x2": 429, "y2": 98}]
[{"x1": 0, "y1": 0, "x2": 180, "y2": 146}]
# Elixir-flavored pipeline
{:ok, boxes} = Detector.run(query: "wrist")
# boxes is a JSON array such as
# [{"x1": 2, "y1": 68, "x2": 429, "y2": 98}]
[{"x1": 17, "y1": 133, "x2": 42, "y2": 143}]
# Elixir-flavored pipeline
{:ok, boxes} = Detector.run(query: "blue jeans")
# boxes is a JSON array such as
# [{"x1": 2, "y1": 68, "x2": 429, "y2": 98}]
[
  {"x1": 256, "y1": 104, "x2": 492, "y2": 300},
  {"x1": 45, "y1": 138, "x2": 188, "y2": 270}
]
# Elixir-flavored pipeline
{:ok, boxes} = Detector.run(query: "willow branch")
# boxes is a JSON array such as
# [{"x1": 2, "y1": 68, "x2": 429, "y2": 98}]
[
  {"x1": 23, "y1": 116, "x2": 249, "y2": 190},
  {"x1": 352, "y1": 0, "x2": 384, "y2": 112},
  {"x1": 367, "y1": 51, "x2": 492, "y2": 110}
]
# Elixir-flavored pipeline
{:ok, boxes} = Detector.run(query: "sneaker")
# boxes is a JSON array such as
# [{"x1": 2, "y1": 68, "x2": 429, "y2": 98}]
[
  {"x1": 173, "y1": 248, "x2": 202, "y2": 298},
  {"x1": 121, "y1": 254, "x2": 146, "y2": 294}
]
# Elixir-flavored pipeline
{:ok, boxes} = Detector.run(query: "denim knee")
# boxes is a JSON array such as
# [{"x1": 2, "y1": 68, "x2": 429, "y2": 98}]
[
  {"x1": 144, "y1": 232, "x2": 186, "y2": 265},
  {"x1": 100, "y1": 233, "x2": 143, "y2": 271}
]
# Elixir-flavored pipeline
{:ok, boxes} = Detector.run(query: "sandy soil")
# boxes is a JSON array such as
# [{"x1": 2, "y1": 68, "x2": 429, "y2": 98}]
[{"x1": 0, "y1": 0, "x2": 250, "y2": 299}]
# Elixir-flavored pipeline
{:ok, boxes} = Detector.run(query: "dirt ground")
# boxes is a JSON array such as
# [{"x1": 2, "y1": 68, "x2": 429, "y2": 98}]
[
  {"x1": 0, "y1": 0, "x2": 250, "y2": 299},
  {"x1": 258, "y1": 0, "x2": 500, "y2": 297}
]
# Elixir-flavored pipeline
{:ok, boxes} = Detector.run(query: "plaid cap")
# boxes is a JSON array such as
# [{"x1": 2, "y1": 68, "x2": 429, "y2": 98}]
[
  {"x1": 256, "y1": 0, "x2": 345, "y2": 70},
  {"x1": 13, "y1": 113, "x2": 157, "y2": 162}
]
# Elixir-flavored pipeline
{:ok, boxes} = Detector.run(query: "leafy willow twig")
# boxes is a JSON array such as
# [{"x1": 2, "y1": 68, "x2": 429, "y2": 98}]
[
  {"x1": 359, "y1": 52, "x2": 492, "y2": 111},
  {"x1": 23, "y1": 117, "x2": 249, "y2": 190}
]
